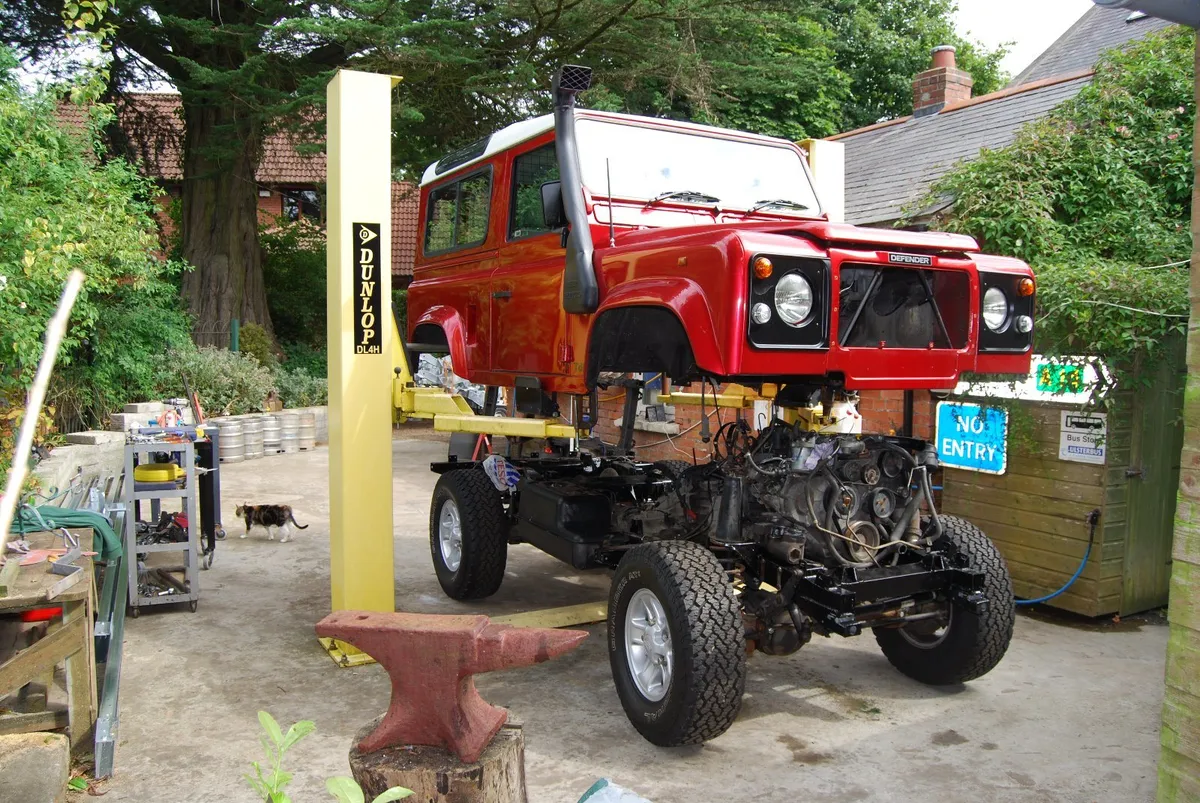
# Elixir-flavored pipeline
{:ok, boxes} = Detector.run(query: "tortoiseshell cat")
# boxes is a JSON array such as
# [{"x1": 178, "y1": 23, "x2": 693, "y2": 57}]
[{"x1": 234, "y1": 503, "x2": 309, "y2": 543}]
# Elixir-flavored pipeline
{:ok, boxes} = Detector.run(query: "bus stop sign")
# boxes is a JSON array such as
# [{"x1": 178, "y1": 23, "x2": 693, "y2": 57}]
[{"x1": 935, "y1": 401, "x2": 1008, "y2": 475}]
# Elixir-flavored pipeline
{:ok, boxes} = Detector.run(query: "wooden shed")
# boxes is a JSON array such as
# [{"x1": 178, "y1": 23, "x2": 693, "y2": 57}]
[{"x1": 940, "y1": 357, "x2": 1183, "y2": 617}]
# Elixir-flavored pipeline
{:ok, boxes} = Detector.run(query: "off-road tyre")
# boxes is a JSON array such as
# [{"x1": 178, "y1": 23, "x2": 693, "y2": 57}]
[
  {"x1": 429, "y1": 469, "x2": 508, "y2": 600},
  {"x1": 652, "y1": 460, "x2": 693, "y2": 480},
  {"x1": 608, "y1": 540, "x2": 746, "y2": 746},
  {"x1": 874, "y1": 515, "x2": 1014, "y2": 685}
]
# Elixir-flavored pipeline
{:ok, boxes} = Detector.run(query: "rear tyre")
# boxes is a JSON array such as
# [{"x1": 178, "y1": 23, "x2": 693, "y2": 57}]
[
  {"x1": 874, "y1": 515, "x2": 1014, "y2": 685},
  {"x1": 429, "y1": 469, "x2": 508, "y2": 600},
  {"x1": 608, "y1": 541, "x2": 746, "y2": 746}
]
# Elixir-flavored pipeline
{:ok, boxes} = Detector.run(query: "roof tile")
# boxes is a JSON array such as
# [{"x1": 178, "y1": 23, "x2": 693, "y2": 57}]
[
  {"x1": 1011, "y1": 6, "x2": 1172, "y2": 86},
  {"x1": 835, "y1": 76, "x2": 1090, "y2": 225}
]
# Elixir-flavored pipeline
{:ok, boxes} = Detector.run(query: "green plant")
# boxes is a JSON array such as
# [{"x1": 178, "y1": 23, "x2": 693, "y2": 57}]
[
  {"x1": 391, "y1": 288, "x2": 407, "y2": 338},
  {"x1": 281, "y1": 341, "x2": 327, "y2": 377},
  {"x1": 246, "y1": 711, "x2": 411, "y2": 803},
  {"x1": 274, "y1": 366, "x2": 328, "y2": 408},
  {"x1": 0, "y1": 46, "x2": 193, "y2": 481},
  {"x1": 263, "y1": 219, "x2": 327, "y2": 348},
  {"x1": 240, "y1": 321, "x2": 279, "y2": 368},
  {"x1": 919, "y1": 26, "x2": 1195, "y2": 401},
  {"x1": 171, "y1": 347, "x2": 276, "y2": 416},
  {"x1": 246, "y1": 711, "x2": 314, "y2": 803},
  {"x1": 325, "y1": 777, "x2": 413, "y2": 803}
]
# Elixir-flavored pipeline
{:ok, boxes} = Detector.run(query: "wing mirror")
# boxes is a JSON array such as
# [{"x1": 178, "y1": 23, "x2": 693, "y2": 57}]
[{"x1": 541, "y1": 181, "x2": 566, "y2": 229}]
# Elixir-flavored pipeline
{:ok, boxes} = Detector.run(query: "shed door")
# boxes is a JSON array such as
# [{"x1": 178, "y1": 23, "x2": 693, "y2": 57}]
[{"x1": 1122, "y1": 352, "x2": 1185, "y2": 614}]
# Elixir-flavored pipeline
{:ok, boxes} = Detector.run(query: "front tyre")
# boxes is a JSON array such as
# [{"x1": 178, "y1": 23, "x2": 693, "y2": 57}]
[
  {"x1": 429, "y1": 469, "x2": 508, "y2": 600},
  {"x1": 608, "y1": 541, "x2": 746, "y2": 746},
  {"x1": 874, "y1": 515, "x2": 1014, "y2": 685}
]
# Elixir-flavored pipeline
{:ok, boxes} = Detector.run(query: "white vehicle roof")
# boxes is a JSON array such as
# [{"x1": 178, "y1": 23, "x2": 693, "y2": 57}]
[{"x1": 419, "y1": 111, "x2": 803, "y2": 187}]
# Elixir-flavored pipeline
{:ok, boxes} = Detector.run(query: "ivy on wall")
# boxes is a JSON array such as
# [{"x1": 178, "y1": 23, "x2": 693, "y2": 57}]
[{"x1": 918, "y1": 27, "x2": 1194, "y2": 395}]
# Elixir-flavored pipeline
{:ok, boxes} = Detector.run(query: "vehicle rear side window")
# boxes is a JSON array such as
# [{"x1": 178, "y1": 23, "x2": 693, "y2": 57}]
[
  {"x1": 509, "y1": 144, "x2": 559, "y2": 240},
  {"x1": 424, "y1": 168, "x2": 492, "y2": 255}
]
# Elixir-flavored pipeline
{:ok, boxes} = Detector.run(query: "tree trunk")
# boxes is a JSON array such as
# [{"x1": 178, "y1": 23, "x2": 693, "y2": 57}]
[
  {"x1": 178, "y1": 99, "x2": 273, "y2": 346},
  {"x1": 349, "y1": 718, "x2": 528, "y2": 803}
]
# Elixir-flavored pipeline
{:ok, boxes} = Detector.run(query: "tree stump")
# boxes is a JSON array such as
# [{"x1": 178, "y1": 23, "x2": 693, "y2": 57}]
[{"x1": 349, "y1": 717, "x2": 528, "y2": 803}]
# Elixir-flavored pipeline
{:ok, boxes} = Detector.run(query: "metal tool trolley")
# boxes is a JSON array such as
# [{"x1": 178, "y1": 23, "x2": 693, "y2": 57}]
[{"x1": 122, "y1": 439, "x2": 200, "y2": 615}]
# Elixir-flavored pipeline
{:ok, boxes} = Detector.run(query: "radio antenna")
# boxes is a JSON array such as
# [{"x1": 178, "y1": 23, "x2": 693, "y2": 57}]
[{"x1": 605, "y1": 157, "x2": 616, "y2": 248}]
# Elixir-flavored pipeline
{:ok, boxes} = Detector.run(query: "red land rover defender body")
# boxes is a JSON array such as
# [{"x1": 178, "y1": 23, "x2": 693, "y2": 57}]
[
  {"x1": 407, "y1": 71, "x2": 1035, "y2": 398},
  {"x1": 413, "y1": 67, "x2": 1035, "y2": 749}
]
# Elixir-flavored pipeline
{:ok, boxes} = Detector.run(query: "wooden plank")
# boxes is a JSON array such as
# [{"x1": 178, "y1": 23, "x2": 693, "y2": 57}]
[
  {"x1": 943, "y1": 498, "x2": 1094, "y2": 540},
  {"x1": 1007, "y1": 558, "x2": 1124, "y2": 600},
  {"x1": 0, "y1": 708, "x2": 69, "y2": 736},
  {"x1": 491, "y1": 602, "x2": 607, "y2": 629},
  {"x1": 950, "y1": 457, "x2": 1105, "y2": 486},
  {"x1": 981, "y1": 520, "x2": 1124, "y2": 562},
  {"x1": 1012, "y1": 577, "x2": 1120, "y2": 617},
  {"x1": 0, "y1": 559, "x2": 19, "y2": 597},
  {"x1": 1104, "y1": 483, "x2": 1128, "y2": 507},
  {"x1": 992, "y1": 541, "x2": 1120, "y2": 581},
  {"x1": 1107, "y1": 446, "x2": 1132, "y2": 468},
  {"x1": 1121, "y1": 346, "x2": 1185, "y2": 615},
  {"x1": 0, "y1": 616, "x2": 85, "y2": 695},
  {"x1": 943, "y1": 496, "x2": 1118, "y2": 541},
  {"x1": 945, "y1": 470, "x2": 1105, "y2": 506},
  {"x1": 0, "y1": 529, "x2": 94, "y2": 611},
  {"x1": 943, "y1": 481, "x2": 1102, "y2": 520}
]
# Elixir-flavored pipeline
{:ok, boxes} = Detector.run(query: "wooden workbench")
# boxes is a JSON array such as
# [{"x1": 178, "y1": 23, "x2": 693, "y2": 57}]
[{"x1": 0, "y1": 528, "x2": 96, "y2": 749}]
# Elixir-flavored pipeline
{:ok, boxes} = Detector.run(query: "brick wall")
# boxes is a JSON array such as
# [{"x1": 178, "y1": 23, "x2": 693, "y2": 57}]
[
  {"x1": 588, "y1": 384, "x2": 939, "y2": 463},
  {"x1": 257, "y1": 189, "x2": 284, "y2": 223},
  {"x1": 856, "y1": 390, "x2": 937, "y2": 440},
  {"x1": 591, "y1": 383, "x2": 722, "y2": 463}
]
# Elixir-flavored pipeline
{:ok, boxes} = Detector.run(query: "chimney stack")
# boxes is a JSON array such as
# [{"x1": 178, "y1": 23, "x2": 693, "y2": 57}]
[{"x1": 912, "y1": 45, "x2": 973, "y2": 118}]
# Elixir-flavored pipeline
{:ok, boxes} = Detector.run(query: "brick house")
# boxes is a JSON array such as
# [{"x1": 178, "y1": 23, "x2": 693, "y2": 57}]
[
  {"x1": 593, "y1": 4, "x2": 1173, "y2": 459},
  {"x1": 60, "y1": 92, "x2": 421, "y2": 279}
]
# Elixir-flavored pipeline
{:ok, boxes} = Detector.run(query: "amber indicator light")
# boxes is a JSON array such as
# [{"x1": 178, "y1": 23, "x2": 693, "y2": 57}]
[
  {"x1": 1018, "y1": 277, "x2": 1035, "y2": 297},
  {"x1": 753, "y1": 256, "x2": 774, "y2": 279}
]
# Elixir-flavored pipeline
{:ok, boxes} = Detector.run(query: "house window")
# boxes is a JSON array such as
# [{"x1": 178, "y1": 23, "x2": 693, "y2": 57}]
[
  {"x1": 283, "y1": 189, "x2": 321, "y2": 221},
  {"x1": 509, "y1": 144, "x2": 559, "y2": 240},
  {"x1": 424, "y1": 168, "x2": 492, "y2": 255}
]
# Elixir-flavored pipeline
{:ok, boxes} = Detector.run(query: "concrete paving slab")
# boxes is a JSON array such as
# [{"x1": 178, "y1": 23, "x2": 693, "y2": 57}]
[
  {"x1": 91, "y1": 437, "x2": 1168, "y2": 803},
  {"x1": 0, "y1": 732, "x2": 69, "y2": 803}
]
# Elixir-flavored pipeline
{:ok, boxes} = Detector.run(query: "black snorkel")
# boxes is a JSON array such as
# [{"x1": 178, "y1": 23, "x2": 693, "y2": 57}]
[{"x1": 552, "y1": 65, "x2": 600, "y2": 314}]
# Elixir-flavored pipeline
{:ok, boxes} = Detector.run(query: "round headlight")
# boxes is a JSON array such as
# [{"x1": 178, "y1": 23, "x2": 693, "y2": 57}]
[
  {"x1": 982, "y1": 287, "x2": 1010, "y2": 332},
  {"x1": 751, "y1": 303, "x2": 772, "y2": 325},
  {"x1": 774, "y1": 273, "x2": 814, "y2": 327},
  {"x1": 1015, "y1": 314, "x2": 1033, "y2": 334}
]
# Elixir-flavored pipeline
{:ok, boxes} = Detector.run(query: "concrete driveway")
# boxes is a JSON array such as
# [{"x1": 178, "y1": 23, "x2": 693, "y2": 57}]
[{"x1": 94, "y1": 436, "x2": 1168, "y2": 803}]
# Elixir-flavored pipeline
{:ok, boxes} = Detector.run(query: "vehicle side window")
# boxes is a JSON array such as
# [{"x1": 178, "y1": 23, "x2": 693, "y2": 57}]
[
  {"x1": 509, "y1": 144, "x2": 559, "y2": 240},
  {"x1": 423, "y1": 168, "x2": 492, "y2": 255}
]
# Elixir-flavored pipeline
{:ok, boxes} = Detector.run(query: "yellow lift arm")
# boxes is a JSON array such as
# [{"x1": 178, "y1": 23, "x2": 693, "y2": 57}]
[{"x1": 390, "y1": 316, "x2": 578, "y2": 439}]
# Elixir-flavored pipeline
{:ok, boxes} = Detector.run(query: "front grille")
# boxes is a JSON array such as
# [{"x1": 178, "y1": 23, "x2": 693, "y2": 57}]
[{"x1": 838, "y1": 264, "x2": 969, "y2": 349}]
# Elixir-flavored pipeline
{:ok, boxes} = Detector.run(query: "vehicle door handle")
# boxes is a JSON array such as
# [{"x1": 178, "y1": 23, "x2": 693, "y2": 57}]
[{"x1": 492, "y1": 290, "x2": 512, "y2": 300}]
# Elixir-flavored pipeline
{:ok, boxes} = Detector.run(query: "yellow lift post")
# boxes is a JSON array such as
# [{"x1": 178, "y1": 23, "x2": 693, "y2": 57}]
[{"x1": 321, "y1": 69, "x2": 405, "y2": 666}]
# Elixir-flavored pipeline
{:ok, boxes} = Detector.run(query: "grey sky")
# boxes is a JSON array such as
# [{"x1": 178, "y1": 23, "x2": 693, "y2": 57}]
[{"x1": 954, "y1": 0, "x2": 1094, "y2": 77}]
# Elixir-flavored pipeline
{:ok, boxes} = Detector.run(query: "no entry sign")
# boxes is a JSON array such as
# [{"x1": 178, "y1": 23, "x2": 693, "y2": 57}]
[{"x1": 936, "y1": 401, "x2": 1008, "y2": 475}]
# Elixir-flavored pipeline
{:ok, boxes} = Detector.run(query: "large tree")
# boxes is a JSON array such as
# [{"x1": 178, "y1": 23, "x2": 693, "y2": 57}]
[{"x1": 814, "y1": 0, "x2": 1005, "y2": 131}]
